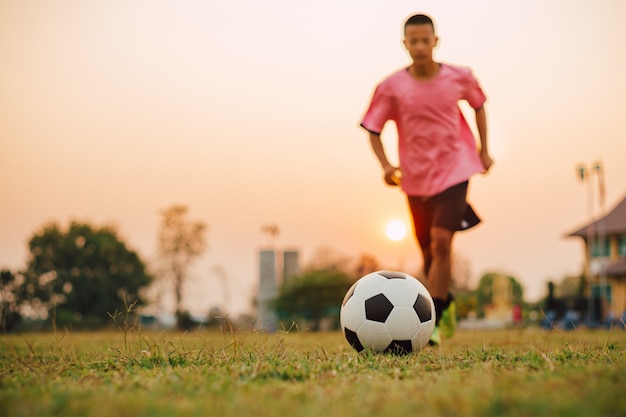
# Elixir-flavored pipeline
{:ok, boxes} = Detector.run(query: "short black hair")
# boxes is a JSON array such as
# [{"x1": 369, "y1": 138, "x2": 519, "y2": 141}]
[{"x1": 404, "y1": 14, "x2": 436, "y2": 33}]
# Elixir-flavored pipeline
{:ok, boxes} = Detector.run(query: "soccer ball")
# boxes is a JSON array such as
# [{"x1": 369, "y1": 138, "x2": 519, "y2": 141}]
[{"x1": 340, "y1": 270, "x2": 435, "y2": 354}]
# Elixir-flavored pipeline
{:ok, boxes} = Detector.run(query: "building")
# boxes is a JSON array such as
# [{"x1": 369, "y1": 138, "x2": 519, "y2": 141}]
[
  {"x1": 282, "y1": 250, "x2": 301, "y2": 286},
  {"x1": 567, "y1": 194, "x2": 626, "y2": 321},
  {"x1": 257, "y1": 250, "x2": 279, "y2": 330},
  {"x1": 257, "y1": 249, "x2": 300, "y2": 330}
]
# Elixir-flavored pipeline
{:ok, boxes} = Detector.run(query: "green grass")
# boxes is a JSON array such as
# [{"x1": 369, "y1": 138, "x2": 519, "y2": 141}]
[{"x1": 1, "y1": 326, "x2": 625, "y2": 417}]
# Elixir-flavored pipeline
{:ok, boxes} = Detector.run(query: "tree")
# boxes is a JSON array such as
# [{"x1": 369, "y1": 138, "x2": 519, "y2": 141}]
[
  {"x1": 352, "y1": 253, "x2": 381, "y2": 279},
  {"x1": 23, "y1": 221, "x2": 152, "y2": 327},
  {"x1": 472, "y1": 272, "x2": 524, "y2": 318},
  {"x1": 271, "y1": 267, "x2": 353, "y2": 331},
  {"x1": 451, "y1": 251, "x2": 473, "y2": 292},
  {"x1": 554, "y1": 275, "x2": 586, "y2": 309},
  {"x1": 0, "y1": 269, "x2": 25, "y2": 332},
  {"x1": 305, "y1": 246, "x2": 351, "y2": 272},
  {"x1": 541, "y1": 275, "x2": 586, "y2": 318},
  {"x1": 157, "y1": 205, "x2": 207, "y2": 325}
]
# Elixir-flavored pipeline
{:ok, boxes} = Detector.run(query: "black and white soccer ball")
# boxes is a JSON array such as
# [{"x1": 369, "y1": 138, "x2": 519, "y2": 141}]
[{"x1": 340, "y1": 270, "x2": 435, "y2": 354}]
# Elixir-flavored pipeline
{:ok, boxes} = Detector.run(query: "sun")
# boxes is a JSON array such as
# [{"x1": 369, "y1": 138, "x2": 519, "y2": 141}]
[{"x1": 385, "y1": 220, "x2": 407, "y2": 241}]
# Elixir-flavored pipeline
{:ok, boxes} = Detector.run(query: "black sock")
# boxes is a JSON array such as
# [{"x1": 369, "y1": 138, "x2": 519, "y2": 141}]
[{"x1": 433, "y1": 293, "x2": 454, "y2": 325}]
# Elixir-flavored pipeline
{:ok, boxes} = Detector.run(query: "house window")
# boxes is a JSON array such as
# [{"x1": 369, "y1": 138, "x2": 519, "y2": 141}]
[
  {"x1": 591, "y1": 284, "x2": 612, "y2": 303},
  {"x1": 591, "y1": 236, "x2": 611, "y2": 257},
  {"x1": 619, "y1": 235, "x2": 626, "y2": 257}
]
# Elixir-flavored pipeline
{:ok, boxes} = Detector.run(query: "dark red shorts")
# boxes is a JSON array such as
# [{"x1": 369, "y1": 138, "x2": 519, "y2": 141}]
[{"x1": 407, "y1": 181, "x2": 480, "y2": 247}]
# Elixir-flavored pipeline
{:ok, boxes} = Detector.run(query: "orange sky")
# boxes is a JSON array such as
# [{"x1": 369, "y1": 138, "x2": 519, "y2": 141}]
[{"x1": 2, "y1": 0, "x2": 626, "y2": 316}]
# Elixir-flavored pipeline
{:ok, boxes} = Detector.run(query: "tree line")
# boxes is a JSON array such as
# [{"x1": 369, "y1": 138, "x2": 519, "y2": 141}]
[
  {"x1": 1, "y1": 205, "x2": 206, "y2": 332},
  {"x1": 4, "y1": 205, "x2": 566, "y2": 333},
  {"x1": 269, "y1": 253, "x2": 530, "y2": 331}
]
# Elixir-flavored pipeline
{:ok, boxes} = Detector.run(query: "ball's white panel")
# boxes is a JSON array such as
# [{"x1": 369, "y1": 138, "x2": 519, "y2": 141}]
[
  {"x1": 340, "y1": 295, "x2": 366, "y2": 331},
  {"x1": 356, "y1": 320, "x2": 392, "y2": 352},
  {"x1": 352, "y1": 273, "x2": 389, "y2": 299},
  {"x1": 385, "y1": 306, "x2": 421, "y2": 340},
  {"x1": 412, "y1": 318, "x2": 435, "y2": 350},
  {"x1": 382, "y1": 279, "x2": 419, "y2": 306},
  {"x1": 405, "y1": 274, "x2": 430, "y2": 295}
]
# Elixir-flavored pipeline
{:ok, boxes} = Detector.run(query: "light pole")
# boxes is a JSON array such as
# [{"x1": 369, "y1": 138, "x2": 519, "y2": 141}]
[
  {"x1": 576, "y1": 160, "x2": 607, "y2": 326},
  {"x1": 595, "y1": 162, "x2": 609, "y2": 322}
]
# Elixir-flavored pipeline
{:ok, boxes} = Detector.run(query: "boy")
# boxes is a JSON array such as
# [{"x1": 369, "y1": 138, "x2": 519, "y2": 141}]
[{"x1": 360, "y1": 14, "x2": 494, "y2": 345}]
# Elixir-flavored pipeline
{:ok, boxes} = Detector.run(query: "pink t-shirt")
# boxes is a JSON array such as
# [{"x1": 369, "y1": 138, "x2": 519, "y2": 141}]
[{"x1": 361, "y1": 63, "x2": 486, "y2": 196}]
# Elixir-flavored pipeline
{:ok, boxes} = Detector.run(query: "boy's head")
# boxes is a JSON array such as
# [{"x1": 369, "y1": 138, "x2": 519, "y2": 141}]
[
  {"x1": 404, "y1": 14, "x2": 436, "y2": 35},
  {"x1": 403, "y1": 14, "x2": 438, "y2": 64}
]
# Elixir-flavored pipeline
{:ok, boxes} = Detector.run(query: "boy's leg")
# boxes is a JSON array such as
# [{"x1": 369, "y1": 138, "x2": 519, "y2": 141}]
[
  {"x1": 427, "y1": 226, "x2": 454, "y2": 301},
  {"x1": 406, "y1": 196, "x2": 433, "y2": 277},
  {"x1": 427, "y1": 181, "x2": 471, "y2": 338},
  {"x1": 407, "y1": 196, "x2": 448, "y2": 345},
  {"x1": 429, "y1": 227, "x2": 457, "y2": 338},
  {"x1": 408, "y1": 183, "x2": 473, "y2": 343}
]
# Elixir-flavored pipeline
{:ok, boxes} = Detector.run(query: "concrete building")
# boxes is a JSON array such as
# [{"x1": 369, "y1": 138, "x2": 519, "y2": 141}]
[
  {"x1": 258, "y1": 249, "x2": 278, "y2": 330},
  {"x1": 257, "y1": 248, "x2": 300, "y2": 330},
  {"x1": 282, "y1": 249, "x2": 300, "y2": 287}
]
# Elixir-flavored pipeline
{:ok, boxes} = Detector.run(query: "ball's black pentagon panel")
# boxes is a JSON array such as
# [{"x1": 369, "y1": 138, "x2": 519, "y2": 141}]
[
  {"x1": 413, "y1": 293, "x2": 432, "y2": 322},
  {"x1": 378, "y1": 271, "x2": 406, "y2": 279},
  {"x1": 344, "y1": 328, "x2": 364, "y2": 352},
  {"x1": 385, "y1": 340, "x2": 413, "y2": 355},
  {"x1": 365, "y1": 294, "x2": 394, "y2": 322}
]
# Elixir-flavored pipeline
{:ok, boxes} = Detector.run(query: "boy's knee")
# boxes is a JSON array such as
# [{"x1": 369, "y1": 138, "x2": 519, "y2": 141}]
[
  {"x1": 429, "y1": 230, "x2": 452, "y2": 258},
  {"x1": 430, "y1": 239, "x2": 450, "y2": 258}
]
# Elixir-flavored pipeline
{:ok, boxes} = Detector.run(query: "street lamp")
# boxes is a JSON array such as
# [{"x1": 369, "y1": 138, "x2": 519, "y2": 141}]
[
  {"x1": 595, "y1": 162, "x2": 609, "y2": 322},
  {"x1": 576, "y1": 160, "x2": 607, "y2": 326}
]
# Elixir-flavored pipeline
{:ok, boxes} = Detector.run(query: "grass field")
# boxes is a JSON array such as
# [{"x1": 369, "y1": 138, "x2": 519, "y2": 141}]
[{"x1": 1, "y1": 326, "x2": 624, "y2": 417}]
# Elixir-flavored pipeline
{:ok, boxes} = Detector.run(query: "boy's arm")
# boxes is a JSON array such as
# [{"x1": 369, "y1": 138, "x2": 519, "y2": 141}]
[
  {"x1": 475, "y1": 106, "x2": 494, "y2": 172},
  {"x1": 369, "y1": 132, "x2": 401, "y2": 186}
]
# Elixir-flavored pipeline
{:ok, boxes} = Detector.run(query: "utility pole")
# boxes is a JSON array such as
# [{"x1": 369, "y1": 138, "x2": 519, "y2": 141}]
[
  {"x1": 595, "y1": 161, "x2": 609, "y2": 321},
  {"x1": 576, "y1": 160, "x2": 607, "y2": 326}
]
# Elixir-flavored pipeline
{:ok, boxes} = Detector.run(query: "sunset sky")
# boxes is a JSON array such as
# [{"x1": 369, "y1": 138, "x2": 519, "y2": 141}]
[{"x1": 2, "y1": 0, "x2": 626, "y2": 316}]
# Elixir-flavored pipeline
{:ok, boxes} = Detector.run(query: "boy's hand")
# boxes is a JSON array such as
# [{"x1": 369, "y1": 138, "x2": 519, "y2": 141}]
[
  {"x1": 384, "y1": 166, "x2": 402, "y2": 186},
  {"x1": 479, "y1": 150, "x2": 494, "y2": 173}
]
